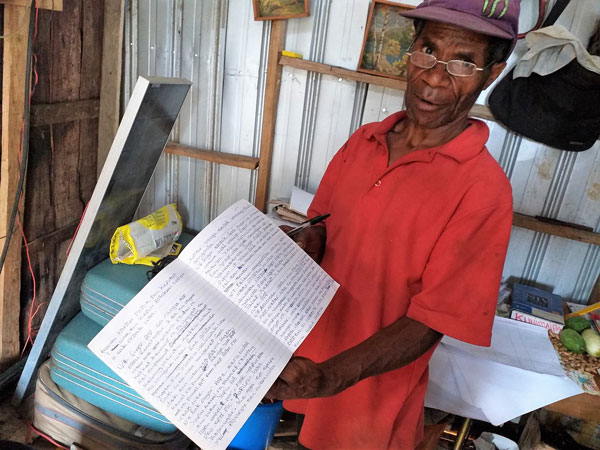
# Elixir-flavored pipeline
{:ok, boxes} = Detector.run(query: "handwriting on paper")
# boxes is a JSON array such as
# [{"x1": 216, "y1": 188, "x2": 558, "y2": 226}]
[{"x1": 89, "y1": 200, "x2": 339, "y2": 450}]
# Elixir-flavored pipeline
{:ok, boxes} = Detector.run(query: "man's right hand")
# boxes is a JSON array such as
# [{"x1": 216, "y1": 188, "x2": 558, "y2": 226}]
[{"x1": 280, "y1": 225, "x2": 326, "y2": 264}]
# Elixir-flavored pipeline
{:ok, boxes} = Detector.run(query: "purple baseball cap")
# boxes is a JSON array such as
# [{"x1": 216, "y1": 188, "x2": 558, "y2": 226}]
[{"x1": 400, "y1": 0, "x2": 520, "y2": 50}]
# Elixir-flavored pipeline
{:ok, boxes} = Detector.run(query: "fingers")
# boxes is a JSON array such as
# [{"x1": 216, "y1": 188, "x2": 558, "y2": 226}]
[
  {"x1": 266, "y1": 378, "x2": 294, "y2": 400},
  {"x1": 279, "y1": 225, "x2": 308, "y2": 250},
  {"x1": 267, "y1": 357, "x2": 329, "y2": 401},
  {"x1": 266, "y1": 364, "x2": 305, "y2": 399}
]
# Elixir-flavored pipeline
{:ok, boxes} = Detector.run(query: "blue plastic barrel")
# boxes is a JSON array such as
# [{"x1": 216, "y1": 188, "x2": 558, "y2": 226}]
[{"x1": 228, "y1": 401, "x2": 284, "y2": 450}]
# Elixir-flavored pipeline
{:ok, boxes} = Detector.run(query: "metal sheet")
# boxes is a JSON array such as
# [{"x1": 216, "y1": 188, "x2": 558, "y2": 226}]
[
  {"x1": 14, "y1": 76, "x2": 191, "y2": 403},
  {"x1": 123, "y1": 0, "x2": 600, "y2": 303}
]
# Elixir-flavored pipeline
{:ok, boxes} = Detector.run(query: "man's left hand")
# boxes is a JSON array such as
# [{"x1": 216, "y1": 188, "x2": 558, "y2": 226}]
[{"x1": 265, "y1": 357, "x2": 340, "y2": 400}]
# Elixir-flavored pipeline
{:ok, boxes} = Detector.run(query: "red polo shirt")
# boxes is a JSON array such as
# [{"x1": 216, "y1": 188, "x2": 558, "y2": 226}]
[{"x1": 284, "y1": 111, "x2": 513, "y2": 449}]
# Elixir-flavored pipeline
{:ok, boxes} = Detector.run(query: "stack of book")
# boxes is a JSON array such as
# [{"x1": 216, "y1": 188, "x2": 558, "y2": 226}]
[
  {"x1": 269, "y1": 186, "x2": 315, "y2": 224},
  {"x1": 269, "y1": 201, "x2": 307, "y2": 223},
  {"x1": 510, "y1": 283, "x2": 564, "y2": 333}
]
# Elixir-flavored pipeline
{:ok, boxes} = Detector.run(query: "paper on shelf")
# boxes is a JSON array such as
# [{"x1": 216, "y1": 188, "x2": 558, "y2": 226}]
[
  {"x1": 442, "y1": 316, "x2": 566, "y2": 376},
  {"x1": 88, "y1": 200, "x2": 339, "y2": 450},
  {"x1": 289, "y1": 186, "x2": 315, "y2": 216},
  {"x1": 426, "y1": 317, "x2": 583, "y2": 425}
]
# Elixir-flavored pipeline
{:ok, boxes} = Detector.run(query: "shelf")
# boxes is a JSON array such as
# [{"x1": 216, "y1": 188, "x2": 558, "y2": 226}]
[
  {"x1": 278, "y1": 55, "x2": 494, "y2": 121},
  {"x1": 164, "y1": 142, "x2": 259, "y2": 170}
]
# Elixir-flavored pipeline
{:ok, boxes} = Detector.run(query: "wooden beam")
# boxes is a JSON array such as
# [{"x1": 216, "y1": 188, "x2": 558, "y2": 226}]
[
  {"x1": 545, "y1": 393, "x2": 600, "y2": 424},
  {"x1": 255, "y1": 20, "x2": 287, "y2": 212},
  {"x1": 279, "y1": 54, "x2": 407, "y2": 91},
  {"x1": 0, "y1": 0, "x2": 62, "y2": 11},
  {"x1": 278, "y1": 55, "x2": 494, "y2": 122},
  {"x1": 97, "y1": 0, "x2": 125, "y2": 176},
  {"x1": 165, "y1": 142, "x2": 259, "y2": 170},
  {"x1": 513, "y1": 213, "x2": 600, "y2": 246},
  {"x1": 30, "y1": 99, "x2": 100, "y2": 127},
  {"x1": 0, "y1": 3, "x2": 30, "y2": 367},
  {"x1": 24, "y1": 222, "x2": 78, "y2": 256},
  {"x1": 588, "y1": 274, "x2": 600, "y2": 305}
]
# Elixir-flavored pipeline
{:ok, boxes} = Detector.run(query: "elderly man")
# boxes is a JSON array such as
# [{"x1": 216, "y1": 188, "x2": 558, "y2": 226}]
[{"x1": 267, "y1": 0, "x2": 519, "y2": 448}]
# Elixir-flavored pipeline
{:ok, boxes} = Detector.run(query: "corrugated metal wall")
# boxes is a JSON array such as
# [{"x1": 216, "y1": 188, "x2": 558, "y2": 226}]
[{"x1": 124, "y1": 0, "x2": 600, "y2": 303}]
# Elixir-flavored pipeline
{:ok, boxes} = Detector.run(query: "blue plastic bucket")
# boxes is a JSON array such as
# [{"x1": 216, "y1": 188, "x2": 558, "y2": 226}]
[{"x1": 228, "y1": 401, "x2": 284, "y2": 450}]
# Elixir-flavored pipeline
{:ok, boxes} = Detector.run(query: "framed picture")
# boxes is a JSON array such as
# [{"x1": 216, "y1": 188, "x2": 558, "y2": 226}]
[
  {"x1": 358, "y1": 1, "x2": 415, "y2": 80},
  {"x1": 252, "y1": 0, "x2": 310, "y2": 21}
]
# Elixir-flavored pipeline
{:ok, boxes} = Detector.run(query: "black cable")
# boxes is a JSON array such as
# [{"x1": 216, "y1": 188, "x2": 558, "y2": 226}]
[
  {"x1": 146, "y1": 255, "x2": 179, "y2": 281},
  {"x1": 0, "y1": 4, "x2": 36, "y2": 276}
]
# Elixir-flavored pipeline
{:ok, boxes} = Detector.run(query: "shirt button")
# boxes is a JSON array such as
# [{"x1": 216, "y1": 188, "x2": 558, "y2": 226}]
[{"x1": 374, "y1": 180, "x2": 382, "y2": 187}]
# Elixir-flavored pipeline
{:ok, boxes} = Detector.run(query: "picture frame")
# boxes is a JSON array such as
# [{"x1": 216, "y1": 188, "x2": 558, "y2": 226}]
[
  {"x1": 252, "y1": 0, "x2": 310, "y2": 21},
  {"x1": 358, "y1": 1, "x2": 416, "y2": 80}
]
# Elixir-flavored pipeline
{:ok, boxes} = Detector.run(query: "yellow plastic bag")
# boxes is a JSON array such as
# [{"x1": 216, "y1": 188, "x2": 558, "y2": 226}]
[{"x1": 109, "y1": 204, "x2": 183, "y2": 266}]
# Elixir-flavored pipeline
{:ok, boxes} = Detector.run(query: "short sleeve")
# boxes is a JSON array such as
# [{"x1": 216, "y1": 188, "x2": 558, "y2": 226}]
[
  {"x1": 307, "y1": 143, "x2": 348, "y2": 220},
  {"x1": 406, "y1": 199, "x2": 513, "y2": 347}
]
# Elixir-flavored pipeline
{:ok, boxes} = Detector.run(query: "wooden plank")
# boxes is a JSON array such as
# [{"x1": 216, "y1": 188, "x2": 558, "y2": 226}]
[
  {"x1": 29, "y1": 99, "x2": 100, "y2": 126},
  {"x1": 24, "y1": 222, "x2": 78, "y2": 256},
  {"x1": 78, "y1": 0, "x2": 103, "y2": 206},
  {"x1": 0, "y1": 0, "x2": 62, "y2": 11},
  {"x1": 23, "y1": 29, "x2": 56, "y2": 246},
  {"x1": 588, "y1": 273, "x2": 600, "y2": 305},
  {"x1": 0, "y1": 3, "x2": 30, "y2": 367},
  {"x1": 513, "y1": 213, "x2": 600, "y2": 246},
  {"x1": 544, "y1": 393, "x2": 600, "y2": 423},
  {"x1": 97, "y1": 0, "x2": 124, "y2": 176},
  {"x1": 165, "y1": 142, "x2": 260, "y2": 170},
  {"x1": 255, "y1": 20, "x2": 287, "y2": 212},
  {"x1": 279, "y1": 54, "x2": 407, "y2": 91},
  {"x1": 278, "y1": 55, "x2": 494, "y2": 121},
  {"x1": 49, "y1": 0, "x2": 83, "y2": 231}
]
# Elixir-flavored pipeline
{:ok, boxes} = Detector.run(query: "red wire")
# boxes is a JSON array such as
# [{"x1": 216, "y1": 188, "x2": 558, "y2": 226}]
[
  {"x1": 18, "y1": 214, "x2": 38, "y2": 359},
  {"x1": 19, "y1": 0, "x2": 40, "y2": 358},
  {"x1": 29, "y1": 423, "x2": 70, "y2": 450},
  {"x1": 66, "y1": 202, "x2": 89, "y2": 257}
]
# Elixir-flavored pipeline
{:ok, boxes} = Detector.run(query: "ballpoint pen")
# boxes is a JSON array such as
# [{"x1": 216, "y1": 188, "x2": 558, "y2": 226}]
[
  {"x1": 565, "y1": 301, "x2": 600, "y2": 320},
  {"x1": 286, "y1": 213, "x2": 330, "y2": 237}
]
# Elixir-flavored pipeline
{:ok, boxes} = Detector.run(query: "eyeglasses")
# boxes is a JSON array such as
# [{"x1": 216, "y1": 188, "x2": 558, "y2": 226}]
[{"x1": 405, "y1": 51, "x2": 492, "y2": 77}]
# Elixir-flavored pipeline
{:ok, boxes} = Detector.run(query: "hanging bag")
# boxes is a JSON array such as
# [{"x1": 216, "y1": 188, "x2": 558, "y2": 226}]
[{"x1": 488, "y1": 0, "x2": 600, "y2": 152}]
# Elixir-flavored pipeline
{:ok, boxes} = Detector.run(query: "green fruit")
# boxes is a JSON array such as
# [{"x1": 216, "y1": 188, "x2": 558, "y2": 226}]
[
  {"x1": 560, "y1": 328, "x2": 586, "y2": 354},
  {"x1": 565, "y1": 316, "x2": 591, "y2": 333}
]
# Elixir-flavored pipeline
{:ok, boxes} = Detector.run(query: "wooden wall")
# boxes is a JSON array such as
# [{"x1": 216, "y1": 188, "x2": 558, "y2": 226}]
[{"x1": 20, "y1": 0, "x2": 104, "y2": 345}]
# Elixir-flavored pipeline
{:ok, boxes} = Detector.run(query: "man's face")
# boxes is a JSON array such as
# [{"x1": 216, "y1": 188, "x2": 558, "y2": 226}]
[{"x1": 405, "y1": 21, "x2": 506, "y2": 130}]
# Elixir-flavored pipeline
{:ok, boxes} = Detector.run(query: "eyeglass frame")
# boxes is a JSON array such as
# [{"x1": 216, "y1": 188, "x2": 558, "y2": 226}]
[{"x1": 403, "y1": 39, "x2": 496, "y2": 78}]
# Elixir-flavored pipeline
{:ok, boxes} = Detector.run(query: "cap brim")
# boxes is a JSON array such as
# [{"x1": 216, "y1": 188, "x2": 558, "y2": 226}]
[{"x1": 400, "y1": 6, "x2": 513, "y2": 41}]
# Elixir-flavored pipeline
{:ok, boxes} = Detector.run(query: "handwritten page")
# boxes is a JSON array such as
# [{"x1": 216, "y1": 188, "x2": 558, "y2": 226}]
[{"x1": 88, "y1": 200, "x2": 339, "y2": 450}]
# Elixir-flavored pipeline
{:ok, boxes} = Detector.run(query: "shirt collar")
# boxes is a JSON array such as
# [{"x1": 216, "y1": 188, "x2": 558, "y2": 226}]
[{"x1": 363, "y1": 111, "x2": 490, "y2": 164}]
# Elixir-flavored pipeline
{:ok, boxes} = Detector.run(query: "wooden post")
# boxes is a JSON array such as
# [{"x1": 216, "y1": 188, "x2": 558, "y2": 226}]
[
  {"x1": 97, "y1": 0, "x2": 125, "y2": 176},
  {"x1": 0, "y1": 0, "x2": 62, "y2": 10},
  {"x1": 255, "y1": 20, "x2": 286, "y2": 212},
  {"x1": 588, "y1": 273, "x2": 600, "y2": 305},
  {"x1": 0, "y1": 3, "x2": 31, "y2": 367}
]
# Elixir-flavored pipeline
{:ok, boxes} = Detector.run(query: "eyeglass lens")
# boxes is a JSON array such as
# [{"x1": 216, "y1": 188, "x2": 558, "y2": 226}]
[{"x1": 409, "y1": 52, "x2": 477, "y2": 77}]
